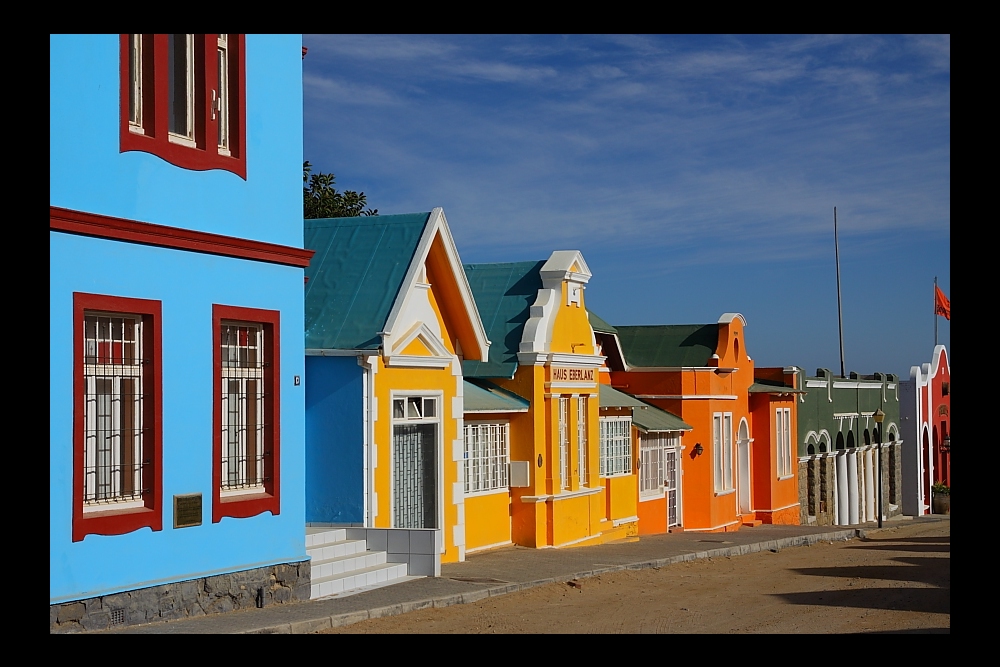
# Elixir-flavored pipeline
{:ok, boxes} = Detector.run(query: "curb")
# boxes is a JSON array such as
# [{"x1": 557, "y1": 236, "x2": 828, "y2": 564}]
[{"x1": 240, "y1": 528, "x2": 864, "y2": 634}]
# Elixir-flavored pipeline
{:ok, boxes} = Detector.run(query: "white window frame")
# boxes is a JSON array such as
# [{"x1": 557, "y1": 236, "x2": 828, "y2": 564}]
[
  {"x1": 390, "y1": 391, "x2": 443, "y2": 531},
  {"x1": 599, "y1": 415, "x2": 633, "y2": 477},
  {"x1": 215, "y1": 33, "x2": 230, "y2": 155},
  {"x1": 82, "y1": 312, "x2": 145, "y2": 512},
  {"x1": 558, "y1": 397, "x2": 569, "y2": 490},
  {"x1": 639, "y1": 432, "x2": 679, "y2": 499},
  {"x1": 777, "y1": 407, "x2": 793, "y2": 479},
  {"x1": 220, "y1": 321, "x2": 266, "y2": 497},
  {"x1": 168, "y1": 33, "x2": 197, "y2": 147},
  {"x1": 714, "y1": 412, "x2": 734, "y2": 493},
  {"x1": 129, "y1": 34, "x2": 144, "y2": 134},
  {"x1": 464, "y1": 421, "x2": 509, "y2": 495},
  {"x1": 577, "y1": 397, "x2": 588, "y2": 486}
]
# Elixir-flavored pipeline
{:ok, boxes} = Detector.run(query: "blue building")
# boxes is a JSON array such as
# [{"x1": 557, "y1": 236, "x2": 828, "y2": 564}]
[{"x1": 50, "y1": 34, "x2": 312, "y2": 632}]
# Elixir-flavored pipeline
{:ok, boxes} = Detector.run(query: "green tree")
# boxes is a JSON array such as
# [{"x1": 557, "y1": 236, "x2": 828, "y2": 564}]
[{"x1": 303, "y1": 161, "x2": 378, "y2": 218}]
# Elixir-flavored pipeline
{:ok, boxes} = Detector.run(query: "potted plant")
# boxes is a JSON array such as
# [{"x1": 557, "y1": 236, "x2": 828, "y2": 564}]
[{"x1": 932, "y1": 482, "x2": 950, "y2": 514}]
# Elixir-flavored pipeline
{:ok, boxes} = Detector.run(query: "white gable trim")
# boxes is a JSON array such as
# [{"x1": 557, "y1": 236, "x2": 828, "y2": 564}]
[{"x1": 380, "y1": 208, "x2": 490, "y2": 362}]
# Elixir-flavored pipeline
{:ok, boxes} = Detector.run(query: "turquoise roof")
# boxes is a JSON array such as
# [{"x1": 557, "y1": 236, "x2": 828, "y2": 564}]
[
  {"x1": 305, "y1": 213, "x2": 430, "y2": 350},
  {"x1": 462, "y1": 261, "x2": 545, "y2": 379},
  {"x1": 463, "y1": 379, "x2": 530, "y2": 413},
  {"x1": 615, "y1": 324, "x2": 719, "y2": 368}
]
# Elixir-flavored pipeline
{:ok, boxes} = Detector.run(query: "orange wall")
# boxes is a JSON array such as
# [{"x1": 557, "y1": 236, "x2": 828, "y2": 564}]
[{"x1": 611, "y1": 317, "x2": 757, "y2": 532}]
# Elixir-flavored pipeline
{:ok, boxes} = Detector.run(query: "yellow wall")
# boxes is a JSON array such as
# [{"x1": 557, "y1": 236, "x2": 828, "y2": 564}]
[{"x1": 464, "y1": 489, "x2": 511, "y2": 550}]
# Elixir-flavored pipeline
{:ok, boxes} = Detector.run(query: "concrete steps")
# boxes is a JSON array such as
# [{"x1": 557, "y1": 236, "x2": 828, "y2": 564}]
[{"x1": 307, "y1": 527, "x2": 411, "y2": 600}]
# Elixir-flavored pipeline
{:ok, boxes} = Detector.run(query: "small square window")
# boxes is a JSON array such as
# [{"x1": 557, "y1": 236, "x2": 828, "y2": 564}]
[{"x1": 407, "y1": 396, "x2": 423, "y2": 419}]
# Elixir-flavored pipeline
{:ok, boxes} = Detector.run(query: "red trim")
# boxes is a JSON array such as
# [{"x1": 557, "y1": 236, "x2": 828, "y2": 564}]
[
  {"x1": 73, "y1": 293, "x2": 163, "y2": 542},
  {"x1": 120, "y1": 35, "x2": 248, "y2": 179},
  {"x1": 212, "y1": 304, "x2": 281, "y2": 523},
  {"x1": 50, "y1": 206, "x2": 314, "y2": 268}
]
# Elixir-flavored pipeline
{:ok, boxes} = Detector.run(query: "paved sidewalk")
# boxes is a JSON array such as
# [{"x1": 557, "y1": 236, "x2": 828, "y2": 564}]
[{"x1": 102, "y1": 515, "x2": 943, "y2": 634}]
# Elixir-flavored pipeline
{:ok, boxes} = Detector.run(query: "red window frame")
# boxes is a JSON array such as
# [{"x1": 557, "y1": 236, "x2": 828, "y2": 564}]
[
  {"x1": 73, "y1": 293, "x2": 163, "y2": 542},
  {"x1": 120, "y1": 34, "x2": 247, "y2": 179},
  {"x1": 213, "y1": 304, "x2": 280, "y2": 522}
]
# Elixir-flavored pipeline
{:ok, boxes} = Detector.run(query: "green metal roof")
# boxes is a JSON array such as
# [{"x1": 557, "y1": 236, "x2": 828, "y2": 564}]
[
  {"x1": 304, "y1": 213, "x2": 430, "y2": 350},
  {"x1": 599, "y1": 384, "x2": 647, "y2": 408},
  {"x1": 615, "y1": 324, "x2": 719, "y2": 368},
  {"x1": 748, "y1": 381, "x2": 807, "y2": 394},
  {"x1": 463, "y1": 379, "x2": 530, "y2": 413},
  {"x1": 631, "y1": 404, "x2": 693, "y2": 433},
  {"x1": 461, "y1": 261, "x2": 545, "y2": 379},
  {"x1": 587, "y1": 310, "x2": 618, "y2": 335}
]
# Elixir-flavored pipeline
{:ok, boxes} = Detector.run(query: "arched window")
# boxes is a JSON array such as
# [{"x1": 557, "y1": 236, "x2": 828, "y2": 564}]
[
  {"x1": 835, "y1": 432, "x2": 845, "y2": 450},
  {"x1": 863, "y1": 429, "x2": 871, "y2": 447}
]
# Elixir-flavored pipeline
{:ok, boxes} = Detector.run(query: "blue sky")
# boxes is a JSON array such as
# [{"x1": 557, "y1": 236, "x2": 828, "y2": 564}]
[{"x1": 302, "y1": 34, "x2": 950, "y2": 378}]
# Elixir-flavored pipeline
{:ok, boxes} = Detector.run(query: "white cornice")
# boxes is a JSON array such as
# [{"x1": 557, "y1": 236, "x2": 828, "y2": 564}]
[{"x1": 517, "y1": 351, "x2": 606, "y2": 367}]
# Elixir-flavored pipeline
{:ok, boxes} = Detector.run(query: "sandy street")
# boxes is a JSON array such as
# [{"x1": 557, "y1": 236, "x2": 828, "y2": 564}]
[{"x1": 322, "y1": 519, "x2": 949, "y2": 634}]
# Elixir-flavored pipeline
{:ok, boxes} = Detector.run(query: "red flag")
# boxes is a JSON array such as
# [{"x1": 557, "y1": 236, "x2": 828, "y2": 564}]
[{"x1": 935, "y1": 285, "x2": 950, "y2": 320}]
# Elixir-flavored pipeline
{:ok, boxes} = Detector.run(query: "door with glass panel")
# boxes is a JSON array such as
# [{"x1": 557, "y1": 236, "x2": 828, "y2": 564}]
[{"x1": 392, "y1": 396, "x2": 438, "y2": 529}]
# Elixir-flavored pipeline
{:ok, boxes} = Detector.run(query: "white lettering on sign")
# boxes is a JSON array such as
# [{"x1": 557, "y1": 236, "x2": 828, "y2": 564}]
[{"x1": 551, "y1": 367, "x2": 595, "y2": 382}]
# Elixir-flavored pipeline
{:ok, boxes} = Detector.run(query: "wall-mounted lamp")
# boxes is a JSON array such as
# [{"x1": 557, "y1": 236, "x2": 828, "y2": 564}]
[
  {"x1": 693, "y1": 443, "x2": 704, "y2": 456},
  {"x1": 571, "y1": 342, "x2": 587, "y2": 353}
]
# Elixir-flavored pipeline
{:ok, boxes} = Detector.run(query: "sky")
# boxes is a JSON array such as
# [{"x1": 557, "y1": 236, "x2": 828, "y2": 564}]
[{"x1": 302, "y1": 34, "x2": 950, "y2": 379}]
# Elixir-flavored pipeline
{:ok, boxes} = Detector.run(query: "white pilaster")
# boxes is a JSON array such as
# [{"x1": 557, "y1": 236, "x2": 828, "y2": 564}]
[{"x1": 847, "y1": 451, "x2": 860, "y2": 525}]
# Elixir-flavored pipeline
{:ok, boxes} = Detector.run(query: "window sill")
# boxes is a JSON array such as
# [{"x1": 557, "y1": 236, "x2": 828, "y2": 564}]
[
  {"x1": 214, "y1": 490, "x2": 279, "y2": 522},
  {"x1": 599, "y1": 472, "x2": 634, "y2": 479},
  {"x1": 639, "y1": 490, "x2": 665, "y2": 502},
  {"x1": 464, "y1": 487, "x2": 510, "y2": 499},
  {"x1": 73, "y1": 505, "x2": 160, "y2": 542},
  {"x1": 778, "y1": 474, "x2": 795, "y2": 481},
  {"x1": 220, "y1": 490, "x2": 272, "y2": 504},
  {"x1": 714, "y1": 488, "x2": 735, "y2": 497}
]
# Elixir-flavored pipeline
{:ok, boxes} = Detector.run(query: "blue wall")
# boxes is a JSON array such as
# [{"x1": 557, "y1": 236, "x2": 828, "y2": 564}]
[
  {"x1": 49, "y1": 34, "x2": 303, "y2": 248},
  {"x1": 305, "y1": 356, "x2": 365, "y2": 524},
  {"x1": 50, "y1": 33, "x2": 307, "y2": 603},
  {"x1": 50, "y1": 234, "x2": 307, "y2": 602}
]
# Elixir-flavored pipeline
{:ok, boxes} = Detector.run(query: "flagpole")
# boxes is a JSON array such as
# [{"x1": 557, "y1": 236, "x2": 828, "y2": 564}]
[
  {"x1": 834, "y1": 207, "x2": 846, "y2": 377},
  {"x1": 934, "y1": 276, "x2": 938, "y2": 347}
]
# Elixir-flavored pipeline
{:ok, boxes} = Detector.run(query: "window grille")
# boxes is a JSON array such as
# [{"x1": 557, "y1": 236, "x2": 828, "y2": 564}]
[
  {"x1": 393, "y1": 423, "x2": 436, "y2": 528},
  {"x1": 640, "y1": 432, "x2": 677, "y2": 496},
  {"x1": 577, "y1": 397, "x2": 588, "y2": 486},
  {"x1": 464, "y1": 423, "x2": 509, "y2": 494},
  {"x1": 83, "y1": 314, "x2": 145, "y2": 507},
  {"x1": 220, "y1": 322, "x2": 265, "y2": 494},
  {"x1": 600, "y1": 416, "x2": 632, "y2": 477},
  {"x1": 558, "y1": 398, "x2": 569, "y2": 490}
]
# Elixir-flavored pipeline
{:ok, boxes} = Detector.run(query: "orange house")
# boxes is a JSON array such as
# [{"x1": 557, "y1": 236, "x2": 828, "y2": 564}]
[{"x1": 607, "y1": 314, "x2": 801, "y2": 532}]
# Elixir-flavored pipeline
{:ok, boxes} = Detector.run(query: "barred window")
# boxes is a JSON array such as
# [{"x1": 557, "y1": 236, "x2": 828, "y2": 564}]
[
  {"x1": 464, "y1": 422, "x2": 509, "y2": 494},
  {"x1": 220, "y1": 322, "x2": 265, "y2": 494},
  {"x1": 83, "y1": 313, "x2": 145, "y2": 509},
  {"x1": 640, "y1": 432, "x2": 679, "y2": 497},
  {"x1": 600, "y1": 416, "x2": 632, "y2": 477}
]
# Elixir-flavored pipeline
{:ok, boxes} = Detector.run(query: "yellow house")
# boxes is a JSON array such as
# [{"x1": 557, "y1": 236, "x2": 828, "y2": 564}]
[
  {"x1": 462, "y1": 251, "x2": 638, "y2": 549},
  {"x1": 304, "y1": 209, "x2": 490, "y2": 573}
]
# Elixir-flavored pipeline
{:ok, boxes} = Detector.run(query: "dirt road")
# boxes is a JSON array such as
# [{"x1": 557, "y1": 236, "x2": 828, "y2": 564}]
[{"x1": 322, "y1": 519, "x2": 949, "y2": 634}]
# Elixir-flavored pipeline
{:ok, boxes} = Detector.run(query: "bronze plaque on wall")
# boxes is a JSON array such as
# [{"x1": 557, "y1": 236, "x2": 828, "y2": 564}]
[{"x1": 174, "y1": 493, "x2": 203, "y2": 528}]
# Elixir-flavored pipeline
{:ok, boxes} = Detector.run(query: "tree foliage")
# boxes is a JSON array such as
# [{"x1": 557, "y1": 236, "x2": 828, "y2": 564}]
[{"x1": 303, "y1": 161, "x2": 378, "y2": 218}]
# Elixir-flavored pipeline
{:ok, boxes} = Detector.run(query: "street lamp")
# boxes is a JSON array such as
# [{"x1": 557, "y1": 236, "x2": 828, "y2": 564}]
[{"x1": 873, "y1": 408, "x2": 885, "y2": 528}]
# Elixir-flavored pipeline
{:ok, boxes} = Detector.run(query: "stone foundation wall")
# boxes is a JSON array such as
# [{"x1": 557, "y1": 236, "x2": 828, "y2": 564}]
[
  {"x1": 799, "y1": 456, "x2": 837, "y2": 526},
  {"x1": 50, "y1": 560, "x2": 310, "y2": 633}
]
